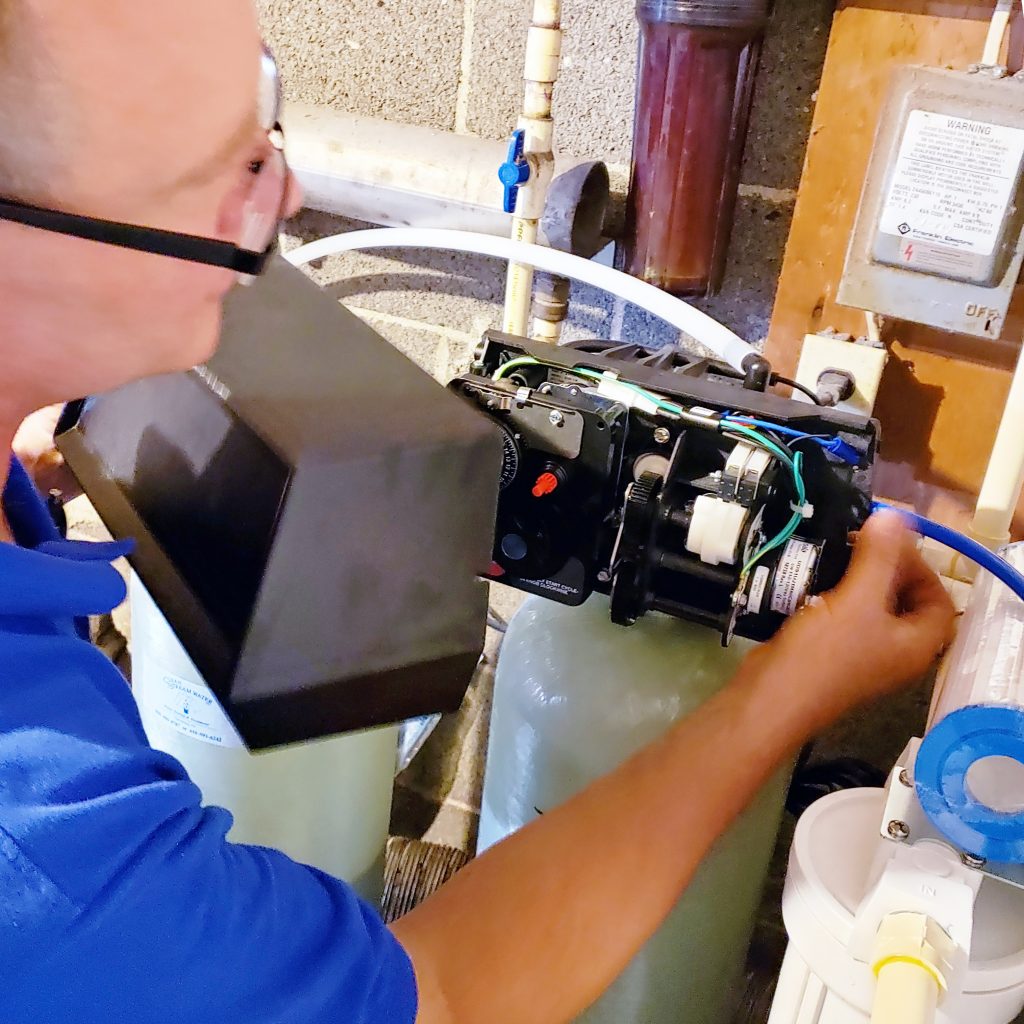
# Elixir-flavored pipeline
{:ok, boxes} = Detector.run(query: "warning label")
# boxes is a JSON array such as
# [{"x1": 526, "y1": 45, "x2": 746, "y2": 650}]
[
  {"x1": 148, "y1": 670, "x2": 244, "y2": 748},
  {"x1": 879, "y1": 110, "x2": 1024, "y2": 259}
]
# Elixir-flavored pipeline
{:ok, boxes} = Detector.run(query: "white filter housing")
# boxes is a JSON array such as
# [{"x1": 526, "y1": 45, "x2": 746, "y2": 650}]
[
  {"x1": 769, "y1": 789, "x2": 1024, "y2": 1024},
  {"x1": 916, "y1": 543, "x2": 1024, "y2": 863},
  {"x1": 129, "y1": 575, "x2": 397, "y2": 903}
]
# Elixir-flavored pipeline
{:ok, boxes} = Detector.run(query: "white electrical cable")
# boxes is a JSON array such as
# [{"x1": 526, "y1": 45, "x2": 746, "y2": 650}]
[
  {"x1": 983, "y1": 0, "x2": 1014, "y2": 65},
  {"x1": 285, "y1": 228, "x2": 757, "y2": 372}
]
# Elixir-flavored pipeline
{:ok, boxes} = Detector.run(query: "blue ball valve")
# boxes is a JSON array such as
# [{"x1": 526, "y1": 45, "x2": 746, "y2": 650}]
[{"x1": 498, "y1": 129, "x2": 531, "y2": 214}]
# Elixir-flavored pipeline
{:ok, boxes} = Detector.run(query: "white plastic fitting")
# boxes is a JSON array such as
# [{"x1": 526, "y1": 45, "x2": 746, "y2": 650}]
[
  {"x1": 594, "y1": 373, "x2": 662, "y2": 415},
  {"x1": 686, "y1": 495, "x2": 747, "y2": 566},
  {"x1": 870, "y1": 913, "x2": 956, "y2": 1024},
  {"x1": 524, "y1": 25, "x2": 561, "y2": 83}
]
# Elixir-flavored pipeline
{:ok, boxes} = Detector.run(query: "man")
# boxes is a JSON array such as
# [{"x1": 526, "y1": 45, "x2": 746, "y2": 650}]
[{"x1": 0, "y1": 3, "x2": 955, "y2": 1021}]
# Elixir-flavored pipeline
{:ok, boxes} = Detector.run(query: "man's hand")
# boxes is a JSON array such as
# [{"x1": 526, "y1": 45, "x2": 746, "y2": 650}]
[
  {"x1": 395, "y1": 510, "x2": 958, "y2": 1024},
  {"x1": 752, "y1": 509, "x2": 957, "y2": 734},
  {"x1": 12, "y1": 405, "x2": 81, "y2": 499}
]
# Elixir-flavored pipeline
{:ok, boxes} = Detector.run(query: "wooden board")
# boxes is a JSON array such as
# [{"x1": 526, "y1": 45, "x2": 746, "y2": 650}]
[{"x1": 765, "y1": 0, "x2": 1024, "y2": 533}]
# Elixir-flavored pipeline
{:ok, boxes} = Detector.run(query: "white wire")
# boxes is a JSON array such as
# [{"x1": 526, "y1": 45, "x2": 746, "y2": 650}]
[{"x1": 284, "y1": 228, "x2": 757, "y2": 372}]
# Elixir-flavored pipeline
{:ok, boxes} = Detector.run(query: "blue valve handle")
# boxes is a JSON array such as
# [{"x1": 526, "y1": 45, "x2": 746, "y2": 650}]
[{"x1": 498, "y1": 129, "x2": 531, "y2": 214}]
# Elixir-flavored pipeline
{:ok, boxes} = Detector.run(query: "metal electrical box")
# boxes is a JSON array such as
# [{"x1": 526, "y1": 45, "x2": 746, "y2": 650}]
[
  {"x1": 56, "y1": 258, "x2": 503, "y2": 748},
  {"x1": 839, "y1": 66, "x2": 1024, "y2": 338}
]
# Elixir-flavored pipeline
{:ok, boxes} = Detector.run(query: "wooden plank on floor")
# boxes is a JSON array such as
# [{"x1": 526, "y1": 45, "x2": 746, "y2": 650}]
[{"x1": 765, "y1": 1, "x2": 1024, "y2": 531}]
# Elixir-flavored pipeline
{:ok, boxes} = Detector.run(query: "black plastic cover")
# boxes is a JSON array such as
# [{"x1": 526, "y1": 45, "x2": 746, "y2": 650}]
[{"x1": 57, "y1": 258, "x2": 503, "y2": 749}]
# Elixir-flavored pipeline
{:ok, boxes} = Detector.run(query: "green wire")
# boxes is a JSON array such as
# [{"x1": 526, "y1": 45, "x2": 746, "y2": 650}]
[
  {"x1": 571, "y1": 367, "x2": 685, "y2": 415},
  {"x1": 722, "y1": 425, "x2": 801, "y2": 491},
  {"x1": 496, "y1": 361, "x2": 683, "y2": 419},
  {"x1": 493, "y1": 356, "x2": 543, "y2": 380},
  {"x1": 722, "y1": 426, "x2": 806, "y2": 505},
  {"x1": 740, "y1": 450, "x2": 806, "y2": 578},
  {"x1": 720, "y1": 423, "x2": 808, "y2": 578}
]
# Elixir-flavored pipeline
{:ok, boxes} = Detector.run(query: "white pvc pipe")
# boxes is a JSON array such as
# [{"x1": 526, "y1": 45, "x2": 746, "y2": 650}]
[
  {"x1": 870, "y1": 962, "x2": 939, "y2": 1024},
  {"x1": 284, "y1": 227, "x2": 757, "y2": 371},
  {"x1": 504, "y1": 219, "x2": 540, "y2": 336},
  {"x1": 504, "y1": 0, "x2": 564, "y2": 337},
  {"x1": 970, "y1": 340, "x2": 1024, "y2": 547},
  {"x1": 283, "y1": 103, "x2": 592, "y2": 239},
  {"x1": 983, "y1": 0, "x2": 1013, "y2": 65}
]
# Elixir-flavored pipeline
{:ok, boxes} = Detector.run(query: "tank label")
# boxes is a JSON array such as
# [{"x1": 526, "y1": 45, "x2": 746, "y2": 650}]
[
  {"x1": 879, "y1": 110, "x2": 1024, "y2": 261},
  {"x1": 771, "y1": 540, "x2": 818, "y2": 617},
  {"x1": 148, "y1": 670, "x2": 245, "y2": 748}
]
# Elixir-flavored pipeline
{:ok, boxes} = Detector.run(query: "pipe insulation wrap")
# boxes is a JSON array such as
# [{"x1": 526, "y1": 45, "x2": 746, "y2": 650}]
[
  {"x1": 284, "y1": 228, "x2": 758, "y2": 371},
  {"x1": 916, "y1": 541, "x2": 1024, "y2": 863}
]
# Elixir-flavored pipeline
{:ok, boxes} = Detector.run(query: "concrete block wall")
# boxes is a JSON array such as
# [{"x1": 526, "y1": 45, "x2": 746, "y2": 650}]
[
  {"x1": 262, "y1": 0, "x2": 836, "y2": 380},
  {"x1": 259, "y1": 0, "x2": 839, "y2": 853}
]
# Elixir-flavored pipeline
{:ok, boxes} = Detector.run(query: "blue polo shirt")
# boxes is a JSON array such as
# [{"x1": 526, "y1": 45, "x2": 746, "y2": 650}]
[{"x1": 0, "y1": 456, "x2": 417, "y2": 1023}]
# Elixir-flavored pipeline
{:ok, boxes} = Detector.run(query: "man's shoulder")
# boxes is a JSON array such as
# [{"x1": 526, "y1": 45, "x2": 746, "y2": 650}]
[{"x1": 0, "y1": 617, "x2": 145, "y2": 746}]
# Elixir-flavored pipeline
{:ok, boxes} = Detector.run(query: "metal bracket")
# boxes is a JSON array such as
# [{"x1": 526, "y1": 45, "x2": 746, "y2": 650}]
[{"x1": 881, "y1": 739, "x2": 1024, "y2": 892}]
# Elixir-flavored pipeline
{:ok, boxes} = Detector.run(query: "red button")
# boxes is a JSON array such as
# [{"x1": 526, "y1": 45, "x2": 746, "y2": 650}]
[
  {"x1": 488, "y1": 561, "x2": 506, "y2": 578},
  {"x1": 532, "y1": 472, "x2": 559, "y2": 498}
]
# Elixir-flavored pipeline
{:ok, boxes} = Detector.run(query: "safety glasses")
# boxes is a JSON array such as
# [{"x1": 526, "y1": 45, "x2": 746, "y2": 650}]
[{"x1": 0, "y1": 46, "x2": 289, "y2": 278}]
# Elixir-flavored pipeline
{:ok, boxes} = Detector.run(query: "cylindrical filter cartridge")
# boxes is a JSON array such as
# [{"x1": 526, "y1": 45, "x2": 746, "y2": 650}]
[
  {"x1": 618, "y1": 0, "x2": 771, "y2": 296},
  {"x1": 916, "y1": 542, "x2": 1024, "y2": 863}
]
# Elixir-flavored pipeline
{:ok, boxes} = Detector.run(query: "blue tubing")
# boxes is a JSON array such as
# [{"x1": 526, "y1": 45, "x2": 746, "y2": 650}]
[{"x1": 872, "y1": 501, "x2": 1024, "y2": 603}]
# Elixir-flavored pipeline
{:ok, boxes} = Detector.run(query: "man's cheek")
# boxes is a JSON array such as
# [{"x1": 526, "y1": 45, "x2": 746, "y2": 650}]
[{"x1": 185, "y1": 302, "x2": 226, "y2": 369}]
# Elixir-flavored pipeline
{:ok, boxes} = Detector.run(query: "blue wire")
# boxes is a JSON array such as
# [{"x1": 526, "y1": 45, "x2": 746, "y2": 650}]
[
  {"x1": 722, "y1": 415, "x2": 815, "y2": 440},
  {"x1": 873, "y1": 501, "x2": 1024, "y2": 603},
  {"x1": 722, "y1": 414, "x2": 861, "y2": 465}
]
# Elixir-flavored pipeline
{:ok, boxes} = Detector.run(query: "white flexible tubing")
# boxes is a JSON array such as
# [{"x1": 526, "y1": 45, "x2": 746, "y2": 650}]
[{"x1": 284, "y1": 228, "x2": 757, "y2": 372}]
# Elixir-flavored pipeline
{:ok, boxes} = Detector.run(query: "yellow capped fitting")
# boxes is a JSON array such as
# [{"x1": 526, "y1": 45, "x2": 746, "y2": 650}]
[{"x1": 869, "y1": 913, "x2": 959, "y2": 1024}]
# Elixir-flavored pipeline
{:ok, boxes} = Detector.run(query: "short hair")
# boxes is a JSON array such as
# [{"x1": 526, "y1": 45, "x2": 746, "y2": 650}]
[{"x1": 0, "y1": 2, "x2": 61, "y2": 202}]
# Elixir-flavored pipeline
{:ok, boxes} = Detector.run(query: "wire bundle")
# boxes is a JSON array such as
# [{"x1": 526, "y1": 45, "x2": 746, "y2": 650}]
[{"x1": 494, "y1": 357, "x2": 817, "y2": 580}]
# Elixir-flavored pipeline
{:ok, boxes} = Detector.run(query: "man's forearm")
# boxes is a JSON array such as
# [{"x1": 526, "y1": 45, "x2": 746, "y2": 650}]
[{"x1": 392, "y1": 648, "x2": 815, "y2": 1024}]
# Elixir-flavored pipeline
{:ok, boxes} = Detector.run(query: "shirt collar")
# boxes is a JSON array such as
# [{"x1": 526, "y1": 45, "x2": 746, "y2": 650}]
[{"x1": 1, "y1": 455, "x2": 133, "y2": 619}]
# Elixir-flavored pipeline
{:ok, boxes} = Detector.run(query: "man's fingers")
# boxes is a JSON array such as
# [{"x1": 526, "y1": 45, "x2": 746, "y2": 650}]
[
  {"x1": 841, "y1": 510, "x2": 915, "y2": 604},
  {"x1": 897, "y1": 545, "x2": 947, "y2": 607},
  {"x1": 895, "y1": 556, "x2": 957, "y2": 665},
  {"x1": 901, "y1": 577, "x2": 955, "y2": 630}
]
